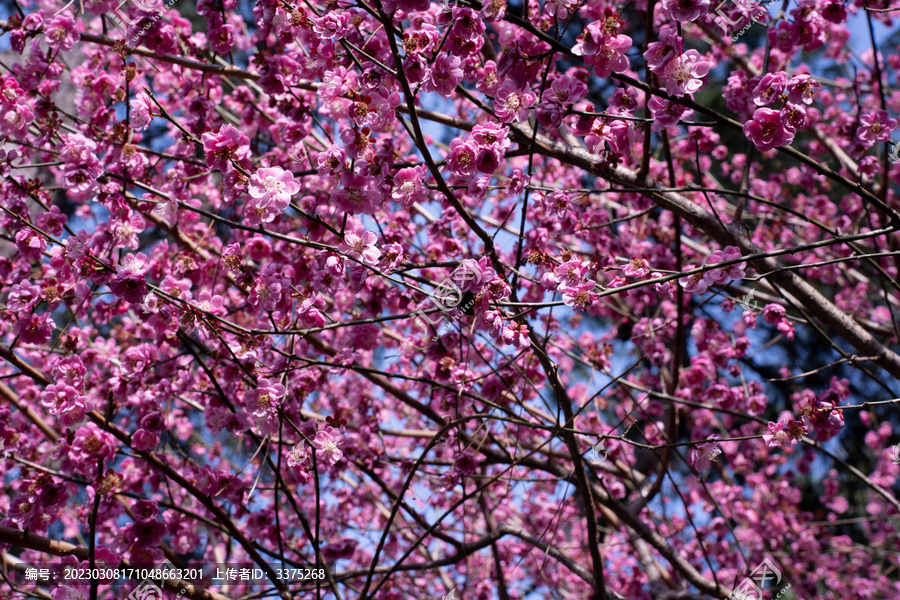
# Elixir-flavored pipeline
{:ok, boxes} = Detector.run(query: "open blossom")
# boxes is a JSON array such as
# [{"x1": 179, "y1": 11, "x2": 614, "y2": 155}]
[
  {"x1": 763, "y1": 417, "x2": 807, "y2": 449},
  {"x1": 786, "y1": 74, "x2": 819, "y2": 105},
  {"x1": 689, "y1": 435, "x2": 722, "y2": 471},
  {"x1": 493, "y1": 82, "x2": 536, "y2": 123},
  {"x1": 663, "y1": 50, "x2": 709, "y2": 96},
  {"x1": 7, "y1": 280, "x2": 42, "y2": 312},
  {"x1": 391, "y1": 166, "x2": 426, "y2": 207},
  {"x1": 856, "y1": 111, "x2": 897, "y2": 145},
  {"x1": 643, "y1": 27, "x2": 682, "y2": 73},
  {"x1": 751, "y1": 71, "x2": 788, "y2": 106},
  {"x1": 502, "y1": 322, "x2": 530, "y2": 349},
  {"x1": 287, "y1": 443, "x2": 309, "y2": 468},
  {"x1": 130, "y1": 92, "x2": 154, "y2": 130},
  {"x1": 201, "y1": 124, "x2": 250, "y2": 172},
  {"x1": 422, "y1": 53, "x2": 463, "y2": 98},
  {"x1": 313, "y1": 426, "x2": 344, "y2": 467},
  {"x1": 662, "y1": 0, "x2": 709, "y2": 22},
  {"x1": 248, "y1": 167, "x2": 300, "y2": 209},
  {"x1": 623, "y1": 256, "x2": 651, "y2": 277},
  {"x1": 110, "y1": 253, "x2": 151, "y2": 304},
  {"x1": 338, "y1": 226, "x2": 382, "y2": 265},
  {"x1": 780, "y1": 102, "x2": 807, "y2": 132},
  {"x1": 331, "y1": 171, "x2": 382, "y2": 215},
  {"x1": 246, "y1": 378, "x2": 286, "y2": 417},
  {"x1": 743, "y1": 108, "x2": 795, "y2": 151},
  {"x1": 447, "y1": 138, "x2": 479, "y2": 179},
  {"x1": 561, "y1": 281, "x2": 599, "y2": 311},
  {"x1": 43, "y1": 14, "x2": 78, "y2": 52}
]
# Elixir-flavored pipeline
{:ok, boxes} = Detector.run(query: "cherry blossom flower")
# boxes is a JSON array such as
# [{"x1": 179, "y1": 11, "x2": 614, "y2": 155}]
[
  {"x1": 447, "y1": 138, "x2": 479, "y2": 179},
  {"x1": 16, "y1": 313, "x2": 55, "y2": 345},
  {"x1": 110, "y1": 253, "x2": 150, "y2": 304},
  {"x1": 422, "y1": 53, "x2": 463, "y2": 98},
  {"x1": 763, "y1": 419, "x2": 790, "y2": 449},
  {"x1": 201, "y1": 124, "x2": 251, "y2": 173},
  {"x1": 501, "y1": 322, "x2": 530, "y2": 349},
  {"x1": 561, "y1": 281, "x2": 599, "y2": 311},
  {"x1": 689, "y1": 435, "x2": 722, "y2": 470},
  {"x1": 287, "y1": 443, "x2": 310, "y2": 468},
  {"x1": 663, "y1": 50, "x2": 709, "y2": 96},
  {"x1": 649, "y1": 95, "x2": 693, "y2": 130},
  {"x1": 313, "y1": 426, "x2": 344, "y2": 467},
  {"x1": 338, "y1": 226, "x2": 382, "y2": 265},
  {"x1": 751, "y1": 71, "x2": 788, "y2": 106},
  {"x1": 7, "y1": 280, "x2": 42, "y2": 312},
  {"x1": 130, "y1": 93, "x2": 154, "y2": 130},
  {"x1": 246, "y1": 378, "x2": 286, "y2": 417},
  {"x1": 643, "y1": 27, "x2": 682, "y2": 74},
  {"x1": 493, "y1": 82, "x2": 536, "y2": 124},
  {"x1": 43, "y1": 14, "x2": 79, "y2": 52},
  {"x1": 662, "y1": 0, "x2": 710, "y2": 22},
  {"x1": 780, "y1": 102, "x2": 807, "y2": 132},
  {"x1": 786, "y1": 73, "x2": 819, "y2": 105},
  {"x1": 622, "y1": 256, "x2": 651, "y2": 277},
  {"x1": 743, "y1": 108, "x2": 795, "y2": 151},
  {"x1": 248, "y1": 166, "x2": 300, "y2": 210},
  {"x1": 856, "y1": 111, "x2": 897, "y2": 145}
]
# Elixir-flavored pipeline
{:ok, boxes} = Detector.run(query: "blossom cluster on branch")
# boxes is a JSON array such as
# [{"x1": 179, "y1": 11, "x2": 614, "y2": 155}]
[{"x1": 0, "y1": 0, "x2": 898, "y2": 598}]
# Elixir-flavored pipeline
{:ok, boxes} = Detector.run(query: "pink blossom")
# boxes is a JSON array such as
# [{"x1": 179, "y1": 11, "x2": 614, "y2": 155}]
[
  {"x1": 623, "y1": 256, "x2": 651, "y2": 277},
  {"x1": 751, "y1": 71, "x2": 788, "y2": 106},
  {"x1": 422, "y1": 53, "x2": 463, "y2": 98},
  {"x1": 130, "y1": 93, "x2": 154, "y2": 130},
  {"x1": 331, "y1": 171, "x2": 382, "y2": 215},
  {"x1": 663, "y1": 50, "x2": 709, "y2": 96},
  {"x1": 313, "y1": 426, "x2": 345, "y2": 466},
  {"x1": 662, "y1": 0, "x2": 710, "y2": 22},
  {"x1": 110, "y1": 253, "x2": 151, "y2": 303},
  {"x1": 780, "y1": 102, "x2": 807, "y2": 132},
  {"x1": 561, "y1": 281, "x2": 598, "y2": 311},
  {"x1": 856, "y1": 111, "x2": 897, "y2": 145},
  {"x1": 502, "y1": 322, "x2": 530, "y2": 349},
  {"x1": 248, "y1": 166, "x2": 300, "y2": 214},
  {"x1": 201, "y1": 124, "x2": 251, "y2": 173},
  {"x1": 493, "y1": 82, "x2": 536, "y2": 124},
  {"x1": 649, "y1": 95, "x2": 693, "y2": 130},
  {"x1": 317, "y1": 145, "x2": 346, "y2": 177},
  {"x1": 786, "y1": 73, "x2": 819, "y2": 105},
  {"x1": 311, "y1": 11, "x2": 350, "y2": 40},
  {"x1": 44, "y1": 14, "x2": 79, "y2": 52},
  {"x1": 246, "y1": 378, "x2": 286, "y2": 417},
  {"x1": 15, "y1": 227, "x2": 47, "y2": 260},
  {"x1": 543, "y1": 76, "x2": 587, "y2": 106},
  {"x1": 7, "y1": 280, "x2": 42, "y2": 312},
  {"x1": 35, "y1": 206, "x2": 68, "y2": 236},
  {"x1": 208, "y1": 23, "x2": 236, "y2": 54},
  {"x1": 392, "y1": 166, "x2": 426, "y2": 207},
  {"x1": 689, "y1": 435, "x2": 722, "y2": 470},
  {"x1": 287, "y1": 443, "x2": 310, "y2": 468},
  {"x1": 643, "y1": 27, "x2": 682, "y2": 73},
  {"x1": 743, "y1": 108, "x2": 795, "y2": 151},
  {"x1": 71, "y1": 423, "x2": 117, "y2": 477},
  {"x1": 338, "y1": 226, "x2": 382, "y2": 265},
  {"x1": 447, "y1": 138, "x2": 479, "y2": 179},
  {"x1": 763, "y1": 417, "x2": 807, "y2": 449},
  {"x1": 16, "y1": 313, "x2": 55, "y2": 345}
]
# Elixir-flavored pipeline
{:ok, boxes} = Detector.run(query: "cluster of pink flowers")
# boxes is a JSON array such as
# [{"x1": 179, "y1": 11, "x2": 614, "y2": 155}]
[
  {"x1": 245, "y1": 166, "x2": 301, "y2": 225},
  {"x1": 679, "y1": 246, "x2": 746, "y2": 295},
  {"x1": 0, "y1": 1, "x2": 897, "y2": 599},
  {"x1": 572, "y1": 9, "x2": 632, "y2": 79},
  {"x1": 643, "y1": 27, "x2": 709, "y2": 97},
  {"x1": 742, "y1": 72, "x2": 819, "y2": 151},
  {"x1": 446, "y1": 122, "x2": 511, "y2": 179}
]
